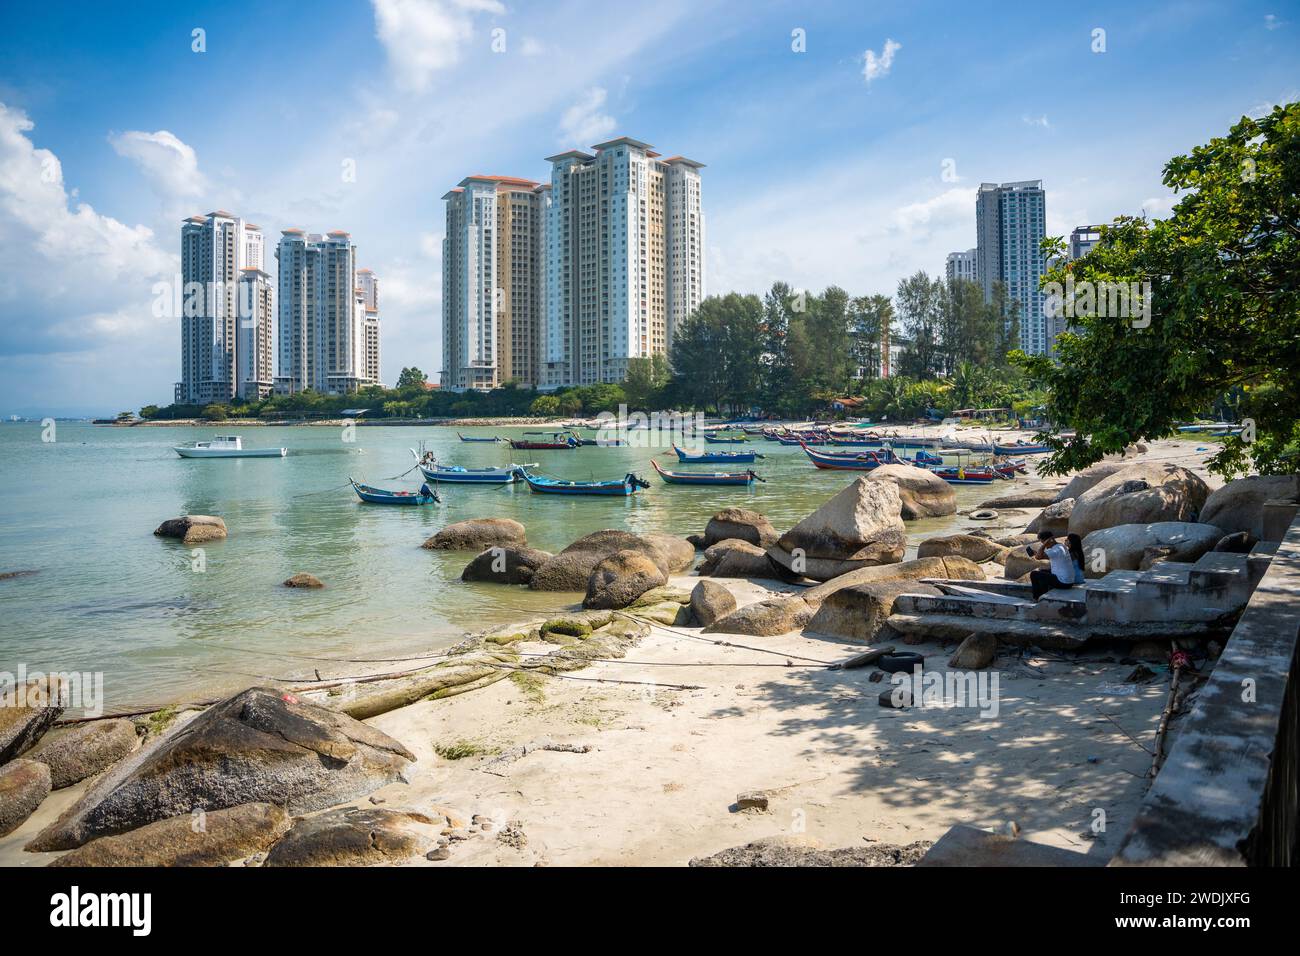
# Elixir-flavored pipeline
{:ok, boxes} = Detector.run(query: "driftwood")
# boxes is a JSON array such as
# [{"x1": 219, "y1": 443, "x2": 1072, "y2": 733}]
[
  {"x1": 830, "y1": 645, "x2": 896, "y2": 671},
  {"x1": 482, "y1": 738, "x2": 593, "y2": 775},
  {"x1": 1150, "y1": 662, "x2": 1190, "y2": 777}
]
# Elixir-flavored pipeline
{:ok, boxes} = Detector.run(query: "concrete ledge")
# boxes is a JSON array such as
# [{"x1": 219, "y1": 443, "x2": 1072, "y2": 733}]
[
  {"x1": 918, "y1": 825, "x2": 1105, "y2": 867},
  {"x1": 1112, "y1": 513, "x2": 1300, "y2": 866}
]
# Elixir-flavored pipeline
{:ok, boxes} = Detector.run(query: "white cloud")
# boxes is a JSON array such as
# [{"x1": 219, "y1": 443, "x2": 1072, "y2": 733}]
[
  {"x1": 862, "y1": 38, "x2": 902, "y2": 86},
  {"x1": 1022, "y1": 113, "x2": 1051, "y2": 129},
  {"x1": 1140, "y1": 195, "x2": 1177, "y2": 219},
  {"x1": 0, "y1": 102, "x2": 176, "y2": 410},
  {"x1": 109, "y1": 129, "x2": 207, "y2": 198},
  {"x1": 371, "y1": 0, "x2": 505, "y2": 93},
  {"x1": 520, "y1": 36, "x2": 545, "y2": 56},
  {"x1": 558, "y1": 87, "x2": 617, "y2": 145},
  {"x1": 891, "y1": 187, "x2": 977, "y2": 237},
  {"x1": 1264, "y1": 13, "x2": 1286, "y2": 30}
]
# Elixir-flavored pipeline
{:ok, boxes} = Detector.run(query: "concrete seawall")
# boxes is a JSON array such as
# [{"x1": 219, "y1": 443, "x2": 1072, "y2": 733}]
[{"x1": 1113, "y1": 512, "x2": 1300, "y2": 866}]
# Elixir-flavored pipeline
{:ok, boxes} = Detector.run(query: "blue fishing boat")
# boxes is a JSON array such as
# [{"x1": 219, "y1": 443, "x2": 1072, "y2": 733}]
[
  {"x1": 457, "y1": 432, "x2": 501, "y2": 443},
  {"x1": 651, "y1": 459, "x2": 761, "y2": 486},
  {"x1": 703, "y1": 433, "x2": 748, "y2": 444},
  {"x1": 672, "y1": 443, "x2": 760, "y2": 464},
  {"x1": 802, "y1": 444, "x2": 901, "y2": 471},
  {"x1": 993, "y1": 441, "x2": 1053, "y2": 455},
  {"x1": 350, "y1": 478, "x2": 441, "y2": 505},
  {"x1": 519, "y1": 470, "x2": 650, "y2": 497}
]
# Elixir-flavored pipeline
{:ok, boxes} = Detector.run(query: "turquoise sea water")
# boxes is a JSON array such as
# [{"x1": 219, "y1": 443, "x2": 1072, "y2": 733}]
[{"x1": 0, "y1": 422, "x2": 1019, "y2": 713}]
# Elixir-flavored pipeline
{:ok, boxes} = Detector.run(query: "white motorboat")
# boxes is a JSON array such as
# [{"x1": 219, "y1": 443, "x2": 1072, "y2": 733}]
[{"x1": 174, "y1": 435, "x2": 287, "y2": 458}]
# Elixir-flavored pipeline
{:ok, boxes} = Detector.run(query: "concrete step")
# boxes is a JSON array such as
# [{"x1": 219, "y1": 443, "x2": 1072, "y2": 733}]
[
  {"x1": 891, "y1": 593, "x2": 1032, "y2": 620},
  {"x1": 885, "y1": 612, "x2": 1232, "y2": 647},
  {"x1": 925, "y1": 579, "x2": 1034, "y2": 599},
  {"x1": 1025, "y1": 589, "x2": 1088, "y2": 623}
]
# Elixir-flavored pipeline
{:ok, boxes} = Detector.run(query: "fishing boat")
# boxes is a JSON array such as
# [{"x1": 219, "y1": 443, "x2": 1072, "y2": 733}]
[
  {"x1": 928, "y1": 468, "x2": 998, "y2": 485},
  {"x1": 457, "y1": 432, "x2": 501, "y2": 443},
  {"x1": 350, "y1": 478, "x2": 441, "y2": 505},
  {"x1": 703, "y1": 433, "x2": 748, "y2": 444},
  {"x1": 412, "y1": 452, "x2": 527, "y2": 484},
  {"x1": 174, "y1": 435, "x2": 287, "y2": 458},
  {"x1": 673, "y1": 443, "x2": 761, "y2": 464},
  {"x1": 651, "y1": 459, "x2": 761, "y2": 486},
  {"x1": 518, "y1": 470, "x2": 650, "y2": 497},
  {"x1": 992, "y1": 441, "x2": 1053, "y2": 455},
  {"x1": 501, "y1": 431, "x2": 574, "y2": 450},
  {"x1": 801, "y1": 444, "x2": 900, "y2": 470}
]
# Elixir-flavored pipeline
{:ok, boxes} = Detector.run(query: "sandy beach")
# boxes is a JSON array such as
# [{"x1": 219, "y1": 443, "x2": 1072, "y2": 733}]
[{"x1": 0, "y1": 433, "x2": 1228, "y2": 867}]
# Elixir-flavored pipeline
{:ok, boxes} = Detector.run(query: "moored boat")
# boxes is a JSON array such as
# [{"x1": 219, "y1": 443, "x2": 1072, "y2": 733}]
[
  {"x1": 703, "y1": 433, "x2": 748, "y2": 444},
  {"x1": 457, "y1": 432, "x2": 501, "y2": 442},
  {"x1": 801, "y1": 443, "x2": 900, "y2": 470},
  {"x1": 350, "y1": 478, "x2": 441, "y2": 504},
  {"x1": 506, "y1": 432, "x2": 578, "y2": 450},
  {"x1": 651, "y1": 459, "x2": 761, "y2": 486},
  {"x1": 174, "y1": 435, "x2": 287, "y2": 458},
  {"x1": 518, "y1": 470, "x2": 650, "y2": 496},
  {"x1": 413, "y1": 452, "x2": 527, "y2": 484},
  {"x1": 672, "y1": 443, "x2": 760, "y2": 464}
]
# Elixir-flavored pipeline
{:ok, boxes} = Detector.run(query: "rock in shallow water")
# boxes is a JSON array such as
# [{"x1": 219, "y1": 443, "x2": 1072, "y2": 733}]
[
  {"x1": 153, "y1": 515, "x2": 227, "y2": 544},
  {"x1": 1, "y1": 677, "x2": 64, "y2": 763}
]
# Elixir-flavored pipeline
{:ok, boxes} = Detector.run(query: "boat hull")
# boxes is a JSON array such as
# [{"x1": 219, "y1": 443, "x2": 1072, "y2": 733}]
[
  {"x1": 418, "y1": 464, "x2": 519, "y2": 484},
  {"x1": 672, "y1": 444, "x2": 758, "y2": 464},
  {"x1": 175, "y1": 446, "x2": 286, "y2": 458},
  {"x1": 652, "y1": 460, "x2": 755, "y2": 486},
  {"x1": 520, "y1": 471, "x2": 644, "y2": 496}
]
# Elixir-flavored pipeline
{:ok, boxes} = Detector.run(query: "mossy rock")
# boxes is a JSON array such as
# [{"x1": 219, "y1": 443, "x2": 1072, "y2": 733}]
[
  {"x1": 483, "y1": 623, "x2": 542, "y2": 646},
  {"x1": 629, "y1": 601, "x2": 691, "y2": 626},
  {"x1": 629, "y1": 586, "x2": 692, "y2": 608},
  {"x1": 540, "y1": 619, "x2": 591, "y2": 643}
]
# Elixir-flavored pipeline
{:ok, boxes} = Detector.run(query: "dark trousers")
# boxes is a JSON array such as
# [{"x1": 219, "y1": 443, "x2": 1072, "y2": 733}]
[{"x1": 1030, "y1": 570, "x2": 1072, "y2": 600}]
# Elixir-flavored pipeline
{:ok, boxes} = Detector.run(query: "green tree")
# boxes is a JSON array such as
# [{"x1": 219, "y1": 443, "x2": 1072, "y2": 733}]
[
  {"x1": 396, "y1": 367, "x2": 428, "y2": 390},
  {"x1": 623, "y1": 355, "x2": 670, "y2": 410},
  {"x1": 895, "y1": 271, "x2": 942, "y2": 378},
  {"x1": 1017, "y1": 102, "x2": 1300, "y2": 477},
  {"x1": 201, "y1": 404, "x2": 228, "y2": 421},
  {"x1": 530, "y1": 394, "x2": 560, "y2": 417}
]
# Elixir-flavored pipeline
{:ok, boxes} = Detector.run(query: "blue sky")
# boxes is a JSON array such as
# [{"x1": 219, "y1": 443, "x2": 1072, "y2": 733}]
[{"x1": 1, "y1": 0, "x2": 1296, "y2": 415}]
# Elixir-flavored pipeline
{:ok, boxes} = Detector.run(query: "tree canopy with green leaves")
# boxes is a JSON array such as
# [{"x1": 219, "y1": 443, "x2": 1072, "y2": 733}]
[{"x1": 1017, "y1": 101, "x2": 1299, "y2": 477}]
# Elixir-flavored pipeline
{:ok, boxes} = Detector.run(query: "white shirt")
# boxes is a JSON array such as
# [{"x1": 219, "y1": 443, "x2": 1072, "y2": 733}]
[{"x1": 1045, "y1": 543, "x2": 1074, "y2": 583}]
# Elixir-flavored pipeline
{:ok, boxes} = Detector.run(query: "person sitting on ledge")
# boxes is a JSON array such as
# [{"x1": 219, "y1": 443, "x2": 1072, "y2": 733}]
[{"x1": 1027, "y1": 531, "x2": 1080, "y2": 600}]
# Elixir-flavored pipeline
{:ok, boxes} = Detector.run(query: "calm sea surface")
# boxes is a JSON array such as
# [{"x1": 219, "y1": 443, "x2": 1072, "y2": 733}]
[{"x1": 0, "y1": 422, "x2": 1035, "y2": 712}]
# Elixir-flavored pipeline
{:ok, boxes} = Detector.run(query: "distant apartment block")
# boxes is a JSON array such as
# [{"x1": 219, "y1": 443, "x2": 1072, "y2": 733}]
[
  {"x1": 441, "y1": 175, "x2": 546, "y2": 390},
  {"x1": 440, "y1": 137, "x2": 705, "y2": 391},
  {"x1": 945, "y1": 248, "x2": 977, "y2": 285},
  {"x1": 274, "y1": 230, "x2": 380, "y2": 395},
  {"x1": 176, "y1": 211, "x2": 268, "y2": 404},
  {"x1": 357, "y1": 268, "x2": 381, "y2": 387},
  {"x1": 544, "y1": 138, "x2": 705, "y2": 388},
  {"x1": 976, "y1": 180, "x2": 1048, "y2": 354},
  {"x1": 1069, "y1": 224, "x2": 1104, "y2": 261}
]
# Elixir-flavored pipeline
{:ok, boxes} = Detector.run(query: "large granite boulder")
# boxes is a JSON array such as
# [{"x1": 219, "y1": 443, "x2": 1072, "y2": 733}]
[
  {"x1": 1026, "y1": 498, "x2": 1074, "y2": 535},
  {"x1": 1004, "y1": 550, "x2": 1049, "y2": 581},
  {"x1": 0, "y1": 759, "x2": 50, "y2": 837},
  {"x1": 690, "y1": 580, "x2": 737, "y2": 626},
  {"x1": 807, "y1": 581, "x2": 942, "y2": 643},
  {"x1": 766, "y1": 478, "x2": 906, "y2": 581},
  {"x1": 263, "y1": 807, "x2": 440, "y2": 867},
  {"x1": 530, "y1": 530, "x2": 692, "y2": 591},
  {"x1": 703, "y1": 597, "x2": 814, "y2": 637},
  {"x1": 27, "y1": 687, "x2": 414, "y2": 851},
  {"x1": 460, "y1": 546, "x2": 553, "y2": 585},
  {"x1": 799, "y1": 556, "x2": 985, "y2": 607},
  {"x1": 866, "y1": 464, "x2": 957, "y2": 519},
  {"x1": 154, "y1": 515, "x2": 227, "y2": 545},
  {"x1": 697, "y1": 539, "x2": 787, "y2": 579},
  {"x1": 0, "y1": 676, "x2": 63, "y2": 764},
  {"x1": 422, "y1": 518, "x2": 526, "y2": 551},
  {"x1": 50, "y1": 803, "x2": 291, "y2": 867},
  {"x1": 1054, "y1": 461, "x2": 1129, "y2": 503},
  {"x1": 28, "y1": 718, "x2": 139, "y2": 789},
  {"x1": 980, "y1": 487, "x2": 1060, "y2": 509},
  {"x1": 1200, "y1": 475, "x2": 1300, "y2": 539},
  {"x1": 702, "y1": 508, "x2": 778, "y2": 549},
  {"x1": 1080, "y1": 522, "x2": 1226, "y2": 575},
  {"x1": 1068, "y1": 462, "x2": 1210, "y2": 537},
  {"x1": 584, "y1": 550, "x2": 667, "y2": 609},
  {"x1": 916, "y1": 534, "x2": 1007, "y2": 564}
]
